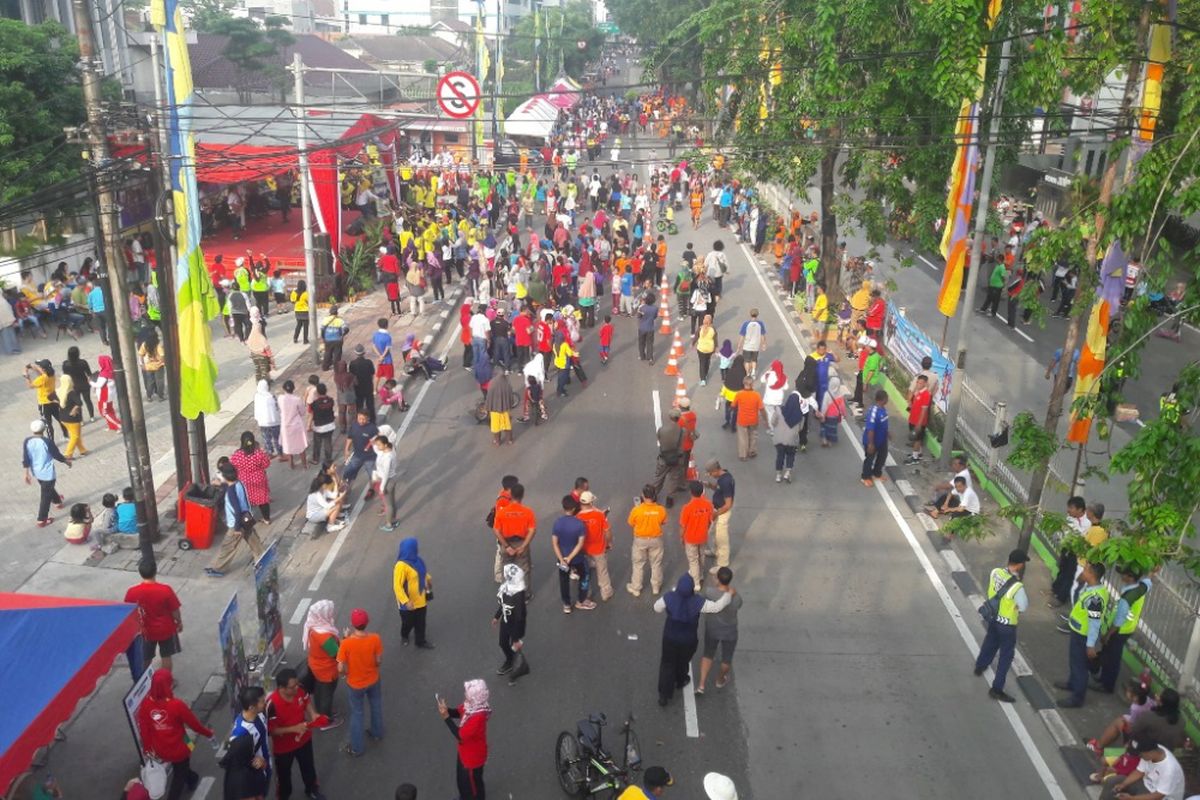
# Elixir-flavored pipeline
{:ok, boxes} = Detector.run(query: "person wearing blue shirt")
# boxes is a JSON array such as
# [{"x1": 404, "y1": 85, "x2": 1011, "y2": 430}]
[
  {"x1": 973, "y1": 549, "x2": 1030, "y2": 703},
  {"x1": 637, "y1": 295, "x2": 658, "y2": 364},
  {"x1": 1092, "y1": 569, "x2": 1152, "y2": 693},
  {"x1": 1056, "y1": 561, "x2": 1107, "y2": 708},
  {"x1": 115, "y1": 487, "x2": 138, "y2": 533},
  {"x1": 552, "y1": 495, "x2": 593, "y2": 612},
  {"x1": 22, "y1": 419, "x2": 69, "y2": 525},
  {"x1": 860, "y1": 390, "x2": 889, "y2": 486},
  {"x1": 86, "y1": 283, "x2": 108, "y2": 345},
  {"x1": 1045, "y1": 347, "x2": 1081, "y2": 389},
  {"x1": 206, "y1": 464, "x2": 266, "y2": 577}
]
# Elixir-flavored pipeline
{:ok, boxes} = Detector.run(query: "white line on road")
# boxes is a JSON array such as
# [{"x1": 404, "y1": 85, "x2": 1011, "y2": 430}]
[
  {"x1": 289, "y1": 597, "x2": 311, "y2": 626},
  {"x1": 1014, "y1": 327, "x2": 1035, "y2": 344},
  {"x1": 683, "y1": 663, "x2": 700, "y2": 738},
  {"x1": 740, "y1": 241, "x2": 1070, "y2": 800},
  {"x1": 192, "y1": 777, "x2": 214, "y2": 800},
  {"x1": 1039, "y1": 709, "x2": 1076, "y2": 748},
  {"x1": 941, "y1": 549, "x2": 966, "y2": 573},
  {"x1": 651, "y1": 389, "x2": 663, "y2": 431},
  {"x1": 918, "y1": 255, "x2": 938, "y2": 271}
]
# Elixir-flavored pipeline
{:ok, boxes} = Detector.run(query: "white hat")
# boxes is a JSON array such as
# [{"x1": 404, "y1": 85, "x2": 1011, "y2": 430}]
[
  {"x1": 30, "y1": 419, "x2": 45, "y2": 434},
  {"x1": 703, "y1": 773, "x2": 738, "y2": 800},
  {"x1": 235, "y1": 257, "x2": 245, "y2": 267},
  {"x1": 578, "y1": 491, "x2": 596, "y2": 505},
  {"x1": 379, "y1": 247, "x2": 388, "y2": 255},
  {"x1": 868, "y1": 338, "x2": 878, "y2": 348}
]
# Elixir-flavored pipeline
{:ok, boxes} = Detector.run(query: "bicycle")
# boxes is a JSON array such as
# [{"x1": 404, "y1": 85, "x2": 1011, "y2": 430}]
[
  {"x1": 555, "y1": 713, "x2": 642, "y2": 798},
  {"x1": 655, "y1": 218, "x2": 679, "y2": 235}
]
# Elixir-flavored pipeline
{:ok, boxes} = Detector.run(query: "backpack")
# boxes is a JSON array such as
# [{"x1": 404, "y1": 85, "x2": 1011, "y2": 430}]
[
  {"x1": 978, "y1": 574, "x2": 1020, "y2": 626},
  {"x1": 322, "y1": 320, "x2": 344, "y2": 343}
]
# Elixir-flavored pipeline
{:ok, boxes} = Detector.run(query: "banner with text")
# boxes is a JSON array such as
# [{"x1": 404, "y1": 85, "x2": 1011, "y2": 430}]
[{"x1": 883, "y1": 303, "x2": 954, "y2": 413}]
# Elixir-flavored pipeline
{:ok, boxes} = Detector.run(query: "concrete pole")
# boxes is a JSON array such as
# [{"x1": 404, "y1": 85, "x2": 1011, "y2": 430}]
[
  {"x1": 937, "y1": 33, "x2": 1014, "y2": 470},
  {"x1": 293, "y1": 53, "x2": 320, "y2": 366}
]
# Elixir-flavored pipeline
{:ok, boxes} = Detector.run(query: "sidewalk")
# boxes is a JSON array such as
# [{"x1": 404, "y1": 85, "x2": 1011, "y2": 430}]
[
  {"x1": 10, "y1": 283, "x2": 463, "y2": 799},
  {"x1": 747, "y1": 233, "x2": 1133, "y2": 798}
]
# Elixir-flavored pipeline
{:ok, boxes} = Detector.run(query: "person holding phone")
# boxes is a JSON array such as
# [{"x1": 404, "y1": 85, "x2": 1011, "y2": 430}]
[{"x1": 436, "y1": 680, "x2": 491, "y2": 800}]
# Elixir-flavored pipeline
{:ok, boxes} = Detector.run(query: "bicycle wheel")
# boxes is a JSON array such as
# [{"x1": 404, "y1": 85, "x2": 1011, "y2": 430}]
[
  {"x1": 656, "y1": 219, "x2": 667, "y2": 232},
  {"x1": 668, "y1": 223, "x2": 678, "y2": 235},
  {"x1": 555, "y1": 731, "x2": 587, "y2": 797}
]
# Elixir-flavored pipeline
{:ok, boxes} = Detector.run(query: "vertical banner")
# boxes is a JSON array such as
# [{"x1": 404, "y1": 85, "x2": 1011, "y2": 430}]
[
  {"x1": 884, "y1": 304, "x2": 955, "y2": 413},
  {"x1": 218, "y1": 594, "x2": 248, "y2": 721},
  {"x1": 151, "y1": 0, "x2": 221, "y2": 418},
  {"x1": 123, "y1": 664, "x2": 157, "y2": 760},
  {"x1": 936, "y1": 0, "x2": 1004, "y2": 319},
  {"x1": 254, "y1": 540, "x2": 284, "y2": 664}
]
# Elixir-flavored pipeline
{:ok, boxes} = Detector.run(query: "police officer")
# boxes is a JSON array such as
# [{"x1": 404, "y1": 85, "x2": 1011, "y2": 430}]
[
  {"x1": 1091, "y1": 566, "x2": 1150, "y2": 693},
  {"x1": 973, "y1": 549, "x2": 1029, "y2": 703},
  {"x1": 1054, "y1": 561, "x2": 1107, "y2": 708}
]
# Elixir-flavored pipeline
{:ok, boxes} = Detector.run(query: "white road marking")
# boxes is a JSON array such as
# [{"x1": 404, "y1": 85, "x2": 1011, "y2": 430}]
[
  {"x1": 1012, "y1": 651, "x2": 1034, "y2": 677},
  {"x1": 289, "y1": 597, "x2": 311, "y2": 626},
  {"x1": 308, "y1": 332, "x2": 458, "y2": 593},
  {"x1": 683, "y1": 663, "x2": 700, "y2": 738},
  {"x1": 739, "y1": 241, "x2": 1070, "y2": 800},
  {"x1": 1014, "y1": 327, "x2": 1035, "y2": 343},
  {"x1": 917, "y1": 513, "x2": 940, "y2": 532},
  {"x1": 1039, "y1": 710, "x2": 1076, "y2": 748},
  {"x1": 894, "y1": 479, "x2": 915, "y2": 497},
  {"x1": 192, "y1": 777, "x2": 214, "y2": 800},
  {"x1": 652, "y1": 389, "x2": 663, "y2": 431},
  {"x1": 941, "y1": 549, "x2": 966, "y2": 573},
  {"x1": 918, "y1": 255, "x2": 938, "y2": 271}
]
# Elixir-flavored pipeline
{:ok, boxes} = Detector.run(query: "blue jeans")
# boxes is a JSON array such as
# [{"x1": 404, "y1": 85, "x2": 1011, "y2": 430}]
[
  {"x1": 0, "y1": 325, "x2": 19, "y2": 354},
  {"x1": 343, "y1": 453, "x2": 376, "y2": 483},
  {"x1": 348, "y1": 680, "x2": 383, "y2": 754},
  {"x1": 557, "y1": 367, "x2": 570, "y2": 395},
  {"x1": 259, "y1": 425, "x2": 280, "y2": 456},
  {"x1": 975, "y1": 620, "x2": 1017, "y2": 692}
]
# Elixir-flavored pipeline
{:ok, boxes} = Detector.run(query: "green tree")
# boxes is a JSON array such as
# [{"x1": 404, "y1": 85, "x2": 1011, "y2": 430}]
[
  {"x1": 204, "y1": 15, "x2": 296, "y2": 104},
  {"x1": 506, "y1": 0, "x2": 604, "y2": 87},
  {"x1": 181, "y1": 0, "x2": 239, "y2": 31},
  {"x1": 0, "y1": 21, "x2": 87, "y2": 205}
]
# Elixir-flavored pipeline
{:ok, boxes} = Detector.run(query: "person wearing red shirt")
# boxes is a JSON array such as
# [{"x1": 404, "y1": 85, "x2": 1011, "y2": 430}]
[
  {"x1": 377, "y1": 248, "x2": 399, "y2": 278},
  {"x1": 124, "y1": 559, "x2": 183, "y2": 673},
  {"x1": 535, "y1": 314, "x2": 554, "y2": 357},
  {"x1": 267, "y1": 667, "x2": 326, "y2": 800},
  {"x1": 865, "y1": 290, "x2": 886, "y2": 340},
  {"x1": 578, "y1": 491, "x2": 613, "y2": 600},
  {"x1": 138, "y1": 670, "x2": 214, "y2": 800},
  {"x1": 438, "y1": 680, "x2": 490, "y2": 800},
  {"x1": 512, "y1": 307, "x2": 534, "y2": 366},
  {"x1": 905, "y1": 374, "x2": 932, "y2": 465},
  {"x1": 598, "y1": 315, "x2": 614, "y2": 364},
  {"x1": 551, "y1": 259, "x2": 571, "y2": 288},
  {"x1": 678, "y1": 397, "x2": 698, "y2": 457}
]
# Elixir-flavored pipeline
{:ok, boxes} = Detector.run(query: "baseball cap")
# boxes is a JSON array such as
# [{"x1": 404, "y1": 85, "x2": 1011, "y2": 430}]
[
  {"x1": 350, "y1": 608, "x2": 369, "y2": 628},
  {"x1": 1007, "y1": 549, "x2": 1030, "y2": 565},
  {"x1": 30, "y1": 419, "x2": 45, "y2": 434},
  {"x1": 579, "y1": 491, "x2": 596, "y2": 505},
  {"x1": 703, "y1": 773, "x2": 738, "y2": 800},
  {"x1": 678, "y1": 397, "x2": 691, "y2": 409},
  {"x1": 644, "y1": 766, "x2": 673, "y2": 789},
  {"x1": 235, "y1": 256, "x2": 245, "y2": 267}
]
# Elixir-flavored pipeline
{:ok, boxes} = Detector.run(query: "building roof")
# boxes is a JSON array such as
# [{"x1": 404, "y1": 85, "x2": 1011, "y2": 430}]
[
  {"x1": 431, "y1": 19, "x2": 472, "y2": 33},
  {"x1": 190, "y1": 33, "x2": 381, "y2": 94},
  {"x1": 346, "y1": 34, "x2": 462, "y2": 65}
]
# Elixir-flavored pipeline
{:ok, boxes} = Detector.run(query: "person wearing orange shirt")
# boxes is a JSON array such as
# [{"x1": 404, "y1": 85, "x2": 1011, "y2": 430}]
[
  {"x1": 626, "y1": 484, "x2": 669, "y2": 598},
  {"x1": 490, "y1": 475, "x2": 518, "y2": 582},
  {"x1": 493, "y1": 482, "x2": 537, "y2": 588},
  {"x1": 302, "y1": 599, "x2": 344, "y2": 725},
  {"x1": 679, "y1": 481, "x2": 715, "y2": 585},
  {"x1": 654, "y1": 236, "x2": 668, "y2": 285},
  {"x1": 731, "y1": 377, "x2": 768, "y2": 460},
  {"x1": 337, "y1": 608, "x2": 383, "y2": 757},
  {"x1": 578, "y1": 491, "x2": 613, "y2": 601}
]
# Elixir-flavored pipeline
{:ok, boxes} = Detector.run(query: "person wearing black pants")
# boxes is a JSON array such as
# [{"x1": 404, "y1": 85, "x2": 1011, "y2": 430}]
[
  {"x1": 23, "y1": 420, "x2": 67, "y2": 526},
  {"x1": 395, "y1": 537, "x2": 434, "y2": 649},
  {"x1": 860, "y1": 390, "x2": 889, "y2": 485},
  {"x1": 495, "y1": 563, "x2": 529, "y2": 680},
  {"x1": 267, "y1": 668, "x2": 327, "y2": 800},
  {"x1": 654, "y1": 574, "x2": 733, "y2": 706},
  {"x1": 1091, "y1": 568, "x2": 1149, "y2": 692},
  {"x1": 437, "y1": 680, "x2": 491, "y2": 800}
]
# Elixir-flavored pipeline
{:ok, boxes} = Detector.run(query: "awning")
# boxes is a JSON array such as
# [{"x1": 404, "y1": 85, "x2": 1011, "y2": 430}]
[
  {"x1": 0, "y1": 593, "x2": 139, "y2": 794},
  {"x1": 544, "y1": 77, "x2": 582, "y2": 109},
  {"x1": 505, "y1": 95, "x2": 561, "y2": 140}
]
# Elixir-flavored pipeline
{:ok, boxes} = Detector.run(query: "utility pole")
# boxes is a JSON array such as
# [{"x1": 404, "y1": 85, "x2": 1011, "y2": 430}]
[
  {"x1": 533, "y1": 0, "x2": 541, "y2": 93},
  {"x1": 1018, "y1": 4, "x2": 1152, "y2": 553},
  {"x1": 73, "y1": 0, "x2": 159, "y2": 564},
  {"x1": 472, "y1": 0, "x2": 484, "y2": 163},
  {"x1": 292, "y1": 53, "x2": 320, "y2": 367},
  {"x1": 495, "y1": 0, "x2": 503, "y2": 140},
  {"x1": 937, "y1": 32, "x2": 1013, "y2": 470}
]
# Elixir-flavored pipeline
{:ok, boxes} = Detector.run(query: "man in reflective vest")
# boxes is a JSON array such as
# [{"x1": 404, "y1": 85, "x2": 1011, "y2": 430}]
[
  {"x1": 974, "y1": 549, "x2": 1029, "y2": 703},
  {"x1": 1054, "y1": 561, "x2": 1108, "y2": 708},
  {"x1": 1091, "y1": 566, "x2": 1150, "y2": 694}
]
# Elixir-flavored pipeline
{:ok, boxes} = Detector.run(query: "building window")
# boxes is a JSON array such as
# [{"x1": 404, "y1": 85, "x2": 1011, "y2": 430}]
[
  {"x1": 358, "y1": 13, "x2": 367, "y2": 24},
  {"x1": 444, "y1": 133, "x2": 460, "y2": 143},
  {"x1": 380, "y1": 13, "x2": 388, "y2": 26}
]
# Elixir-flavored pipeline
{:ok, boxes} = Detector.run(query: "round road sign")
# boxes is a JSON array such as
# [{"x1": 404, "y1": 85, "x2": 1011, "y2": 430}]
[{"x1": 437, "y1": 71, "x2": 482, "y2": 119}]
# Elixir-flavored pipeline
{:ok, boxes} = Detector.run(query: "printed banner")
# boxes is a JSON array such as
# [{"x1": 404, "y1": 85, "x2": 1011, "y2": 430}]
[
  {"x1": 123, "y1": 664, "x2": 157, "y2": 760},
  {"x1": 218, "y1": 594, "x2": 248, "y2": 721},
  {"x1": 884, "y1": 303, "x2": 955, "y2": 413},
  {"x1": 254, "y1": 540, "x2": 284, "y2": 663}
]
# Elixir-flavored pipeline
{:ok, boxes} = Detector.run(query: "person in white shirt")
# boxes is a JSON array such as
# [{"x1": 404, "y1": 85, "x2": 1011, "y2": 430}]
[
  {"x1": 1106, "y1": 738, "x2": 1185, "y2": 800},
  {"x1": 469, "y1": 306, "x2": 491, "y2": 363},
  {"x1": 372, "y1": 435, "x2": 400, "y2": 532},
  {"x1": 305, "y1": 472, "x2": 347, "y2": 532},
  {"x1": 930, "y1": 476, "x2": 979, "y2": 519}
]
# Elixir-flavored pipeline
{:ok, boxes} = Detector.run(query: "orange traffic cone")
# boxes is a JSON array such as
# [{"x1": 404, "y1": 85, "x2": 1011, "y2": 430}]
[
  {"x1": 673, "y1": 374, "x2": 688, "y2": 406},
  {"x1": 664, "y1": 347, "x2": 680, "y2": 376},
  {"x1": 686, "y1": 451, "x2": 698, "y2": 481},
  {"x1": 658, "y1": 283, "x2": 673, "y2": 335},
  {"x1": 670, "y1": 330, "x2": 685, "y2": 362}
]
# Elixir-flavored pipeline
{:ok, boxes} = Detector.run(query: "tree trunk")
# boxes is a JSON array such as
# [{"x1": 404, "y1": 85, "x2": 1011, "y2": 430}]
[
  {"x1": 1017, "y1": 4, "x2": 1150, "y2": 552},
  {"x1": 819, "y1": 145, "x2": 843, "y2": 305}
]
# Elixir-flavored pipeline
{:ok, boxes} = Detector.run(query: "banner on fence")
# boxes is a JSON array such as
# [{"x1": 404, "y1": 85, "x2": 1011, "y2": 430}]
[
  {"x1": 883, "y1": 303, "x2": 954, "y2": 413},
  {"x1": 218, "y1": 594, "x2": 248, "y2": 721},
  {"x1": 254, "y1": 540, "x2": 284, "y2": 664}
]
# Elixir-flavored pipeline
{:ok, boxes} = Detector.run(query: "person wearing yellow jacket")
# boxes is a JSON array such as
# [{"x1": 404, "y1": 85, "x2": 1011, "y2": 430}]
[
  {"x1": 554, "y1": 338, "x2": 578, "y2": 398},
  {"x1": 394, "y1": 537, "x2": 434, "y2": 649}
]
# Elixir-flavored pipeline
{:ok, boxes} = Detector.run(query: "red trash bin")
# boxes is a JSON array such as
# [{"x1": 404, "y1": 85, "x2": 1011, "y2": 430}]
[{"x1": 179, "y1": 485, "x2": 221, "y2": 550}]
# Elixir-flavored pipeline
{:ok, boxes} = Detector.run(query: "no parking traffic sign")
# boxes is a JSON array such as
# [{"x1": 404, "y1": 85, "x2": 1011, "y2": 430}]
[{"x1": 437, "y1": 71, "x2": 482, "y2": 119}]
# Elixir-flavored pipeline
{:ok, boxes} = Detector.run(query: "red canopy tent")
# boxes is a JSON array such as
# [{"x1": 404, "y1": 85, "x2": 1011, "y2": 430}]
[{"x1": 0, "y1": 593, "x2": 138, "y2": 794}]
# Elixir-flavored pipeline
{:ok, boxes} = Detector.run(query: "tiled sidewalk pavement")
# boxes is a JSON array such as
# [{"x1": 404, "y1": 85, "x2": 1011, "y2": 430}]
[{"x1": 748, "y1": 242, "x2": 1126, "y2": 797}]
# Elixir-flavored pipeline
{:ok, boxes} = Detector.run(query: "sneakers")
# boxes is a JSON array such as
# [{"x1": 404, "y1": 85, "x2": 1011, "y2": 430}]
[
  {"x1": 904, "y1": 453, "x2": 922, "y2": 465},
  {"x1": 204, "y1": 568, "x2": 225, "y2": 578},
  {"x1": 625, "y1": 585, "x2": 641, "y2": 597},
  {"x1": 327, "y1": 521, "x2": 346, "y2": 532},
  {"x1": 497, "y1": 658, "x2": 515, "y2": 675},
  {"x1": 575, "y1": 600, "x2": 597, "y2": 611},
  {"x1": 380, "y1": 523, "x2": 398, "y2": 532},
  {"x1": 775, "y1": 471, "x2": 782, "y2": 483},
  {"x1": 318, "y1": 715, "x2": 343, "y2": 731},
  {"x1": 563, "y1": 605, "x2": 573, "y2": 614},
  {"x1": 783, "y1": 469, "x2": 792, "y2": 483}
]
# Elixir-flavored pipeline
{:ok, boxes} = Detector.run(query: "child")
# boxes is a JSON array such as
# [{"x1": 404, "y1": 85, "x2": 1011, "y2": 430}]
[
  {"x1": 386, "y1": 275, "x2": 403, "y2": 316},
  {"x1": 271, "y1": 270, "x2": 288, "y2": 314},
  {"x1": 114, "y1": 487, "x2": 137, "y2": 534},
  {"x1": 95, "y1": 492, "x2": 118, "y2": 540},
  {"x1": 598, "y1": 314, "x2": 614, "y2": 364},
  {"x1": 520, "y1": 374, "x2": 547, "y2": 425},
  {"x1": 220, "y1": 280, "x2": 234, "y2": 338},
  {"x1": 372, "y1": 435, "x2": 400, "y2": 531},
  {"x1": 1086, "y1": 678, "x2": 1155, "y2": 780},
  {"x1": 718, "y1": 340, "x2": 734, "y2": 384},
  {"x1": 378, "y1": 378, "x2": 410, "y2": 414},
  {"x1": 64, "y1": 502, "x2": 93, "y2": 545},
  {"x1": 820, "y1": 375, "x2": 846, "y2": 447}
]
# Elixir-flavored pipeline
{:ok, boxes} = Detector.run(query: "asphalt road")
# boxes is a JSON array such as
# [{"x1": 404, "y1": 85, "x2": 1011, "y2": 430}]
[{"x1": 274, "y1": 173, "x2": 1083, "y2": 799}]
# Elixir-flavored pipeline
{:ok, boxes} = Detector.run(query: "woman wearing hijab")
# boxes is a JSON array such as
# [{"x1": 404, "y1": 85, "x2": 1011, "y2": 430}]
[
  {"x1": 57, "y1": 374, "x2": 89, "y2": 458},
  {"x1": 302, "y1": 599, "x2": 342, "y2": 721},
  {"x1": 137, "y1": 670, "x2": 215, "y2": 800},
  {"x1": 230, "y1": 431, "x2": 272, "y2": 523},
  {"x1": 91, "y1": 354, "x2": 121, "y2": 431},
  {"x1": 773, "y1": 389, "x2": 807, "y2": 483},
  {"x1": 393, "y1": 537, "x2": 434, "y2": 648},
  {"x1": 717, "y1": 340, "x2": 734, "y2": 385},
  {"x1": 494, "y1": 563, "x2": 530, "y2": 681},
  {"x1": 759, "y1": 360, "x2": 788, "y2": 433},
  {"x1": 653, "y1": 574, "x2": 733, "y2": 706},
  {"x1": 61, "y1": 345, "x2": 94, "y2": 420},
  {"x1": 720, "y1": 354, "x2": 748, "y2": 431},
  {"x1": 253, "y1": 380, "x2": 281, "y2": 457},
  {"x1": 245, "y1": 307, "x2": 273, "y2": 382},
  {"x1": 485, "y1": 369, "x2": 516, "y2": 445},
  {"x1": 436, "y1": 679, "x2": 491, "y2": 800},
  {"x1": 277, "y1": 379, "x2": 309, "y2": 469},
  {"x1": 820, "y1": 373, "x2": 847, "y2": 447}
]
